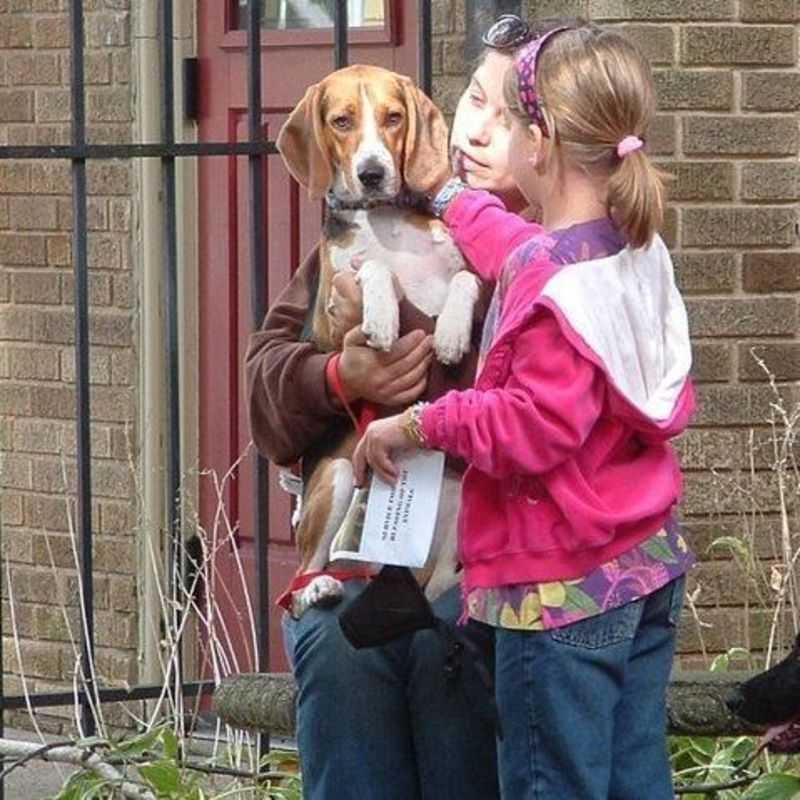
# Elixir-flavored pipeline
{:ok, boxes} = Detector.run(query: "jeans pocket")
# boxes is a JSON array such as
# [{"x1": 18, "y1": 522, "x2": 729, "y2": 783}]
[
  {"x1": 667, "y1": 575, "x2": 687, "y2": 627},
  {"x1": 550, "y1": 600, "x2": 642, "y2": 650}
]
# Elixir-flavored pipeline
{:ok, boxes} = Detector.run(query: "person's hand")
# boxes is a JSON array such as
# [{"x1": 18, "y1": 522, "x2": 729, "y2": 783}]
[
  {"x1": 352, "y1": 414, "x2": 411, "y2": 485},
  {"x1": 327, "y1": 271, "x2": 363, "y2": 342},
  {"x1": 338, "y1": 327, "x2": 433, "y2": 406}
]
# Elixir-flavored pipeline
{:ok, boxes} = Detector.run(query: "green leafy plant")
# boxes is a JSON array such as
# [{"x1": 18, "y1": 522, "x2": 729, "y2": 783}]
[{"x1": 48, "y1": 726, "x2": 302, "y2": 799}]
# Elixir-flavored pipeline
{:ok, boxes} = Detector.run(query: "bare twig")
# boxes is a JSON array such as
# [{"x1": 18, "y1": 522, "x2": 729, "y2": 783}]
[{"x1": 674, "y1": 769, "x2": 761, "y2": 795}]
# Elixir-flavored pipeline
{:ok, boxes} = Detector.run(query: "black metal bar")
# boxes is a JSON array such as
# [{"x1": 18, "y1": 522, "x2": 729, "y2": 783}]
[
  {"x1": 70, "y1": 0, "x2": 96, "y2": 740},
  {"x1": 246, "y1": 0, "x2": 270, "y2": 678},
  {"x1": 247, "y1": 0, "x2": 270, "y2": 768},
  {"x1": 160, "y1": 0, "x2": 184, "y2": 725},
  {"x1": 334, "y1": 0, "x2": 348, "y2": 69},
  {"x1": 0, "y1": 0, "x2": 443, "y2": 767},
  {"x1": 0, "y1": 142, "x2": 280, "y2": 160},
  {"x1": 1, "y1": 680, "x2": 216, "y2": 711},
  {"x1": 0, "y1": 521, "x2": 4, "y2": 800},
  {"x1": 418, "y1": 0, "x2": 432, "y2": 97}
]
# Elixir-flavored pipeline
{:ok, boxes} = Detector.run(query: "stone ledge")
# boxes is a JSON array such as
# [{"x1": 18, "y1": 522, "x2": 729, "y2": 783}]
[{"x1": 214, "y1": 671, "x2": 763, "y2": 738}]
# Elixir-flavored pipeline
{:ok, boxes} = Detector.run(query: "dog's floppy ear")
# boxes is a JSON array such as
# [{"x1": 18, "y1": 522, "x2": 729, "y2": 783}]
[
  {"x1": 277, "y1": 82, "x2": 333, "y2": 200},
  {"x1": 401, "y1": 78, "x2": 450, "y2": 195}
]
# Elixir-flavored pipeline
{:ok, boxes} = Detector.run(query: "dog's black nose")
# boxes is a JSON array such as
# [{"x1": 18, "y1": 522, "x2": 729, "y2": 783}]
[{"x1": 358, "y1": 164, "x2": 385, "y2": 190}]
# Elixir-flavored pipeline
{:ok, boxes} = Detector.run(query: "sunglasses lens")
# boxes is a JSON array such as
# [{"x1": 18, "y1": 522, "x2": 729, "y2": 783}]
[{"x1": 482, "y1": 15, "x2": 530, "y2": 49}]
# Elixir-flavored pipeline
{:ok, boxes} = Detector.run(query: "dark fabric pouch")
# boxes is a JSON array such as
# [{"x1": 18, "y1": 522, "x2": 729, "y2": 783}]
[
  {"x1": 339, "y1": 565, "x2": 503, "y2": 737},
  {"x1": 339, "y1": 565, "x2": 436, "y2": 648}
]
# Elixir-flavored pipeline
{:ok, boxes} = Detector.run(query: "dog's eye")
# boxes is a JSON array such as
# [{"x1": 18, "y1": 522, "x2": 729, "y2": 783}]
[
  {"x1": 331, "y1": 116, "x2": 352, "y2": 131},
  {"x1": 386, "y1": 111, "x2": 404, "y2": 126}
]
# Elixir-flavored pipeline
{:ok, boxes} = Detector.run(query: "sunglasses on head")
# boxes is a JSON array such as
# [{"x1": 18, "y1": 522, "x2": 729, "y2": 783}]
[{"x1": 482, "y1": 14, "x2": 532, "y2": 51}]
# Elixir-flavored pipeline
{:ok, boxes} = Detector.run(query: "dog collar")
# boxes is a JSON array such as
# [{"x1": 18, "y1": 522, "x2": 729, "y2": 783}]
[{"x1": 324, "y1": 189, "x2": 425, "y2": 212}]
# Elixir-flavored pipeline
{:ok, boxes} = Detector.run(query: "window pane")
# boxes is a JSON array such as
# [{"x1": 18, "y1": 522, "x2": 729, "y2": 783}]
[{"x1": 237, "y1": 0, "x2": 385, "y2": 30}]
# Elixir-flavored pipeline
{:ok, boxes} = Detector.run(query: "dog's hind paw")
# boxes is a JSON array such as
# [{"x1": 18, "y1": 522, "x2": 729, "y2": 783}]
[{"x1": 292, "y1": 575, "x2": 345, "y2": 618}]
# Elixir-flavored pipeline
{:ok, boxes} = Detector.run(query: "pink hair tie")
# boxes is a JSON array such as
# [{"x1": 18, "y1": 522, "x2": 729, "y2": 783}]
[{"x1": 617, "y1": 136, "x2": 644, "y2": 158}]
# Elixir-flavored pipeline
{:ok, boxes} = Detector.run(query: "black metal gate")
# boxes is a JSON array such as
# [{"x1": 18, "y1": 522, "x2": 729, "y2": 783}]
[{"x1": 0, "y1": 0, "x2": 433, "y2": 793}]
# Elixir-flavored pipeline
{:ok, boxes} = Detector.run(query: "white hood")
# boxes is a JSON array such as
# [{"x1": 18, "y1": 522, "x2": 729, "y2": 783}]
[{"x1": 540, "y1": 235, "x2": 691, "y2": 423}]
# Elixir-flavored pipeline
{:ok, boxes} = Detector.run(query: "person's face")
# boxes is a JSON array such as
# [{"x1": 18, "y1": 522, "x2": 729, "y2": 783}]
[{"x1": 450, "y1": 51, "x2": 519, "y2": 199}]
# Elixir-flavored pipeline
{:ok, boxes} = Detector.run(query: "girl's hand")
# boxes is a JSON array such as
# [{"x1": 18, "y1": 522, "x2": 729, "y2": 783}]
[{"x1": 352, "y1": 414, "x2": 414, "y2": 486}]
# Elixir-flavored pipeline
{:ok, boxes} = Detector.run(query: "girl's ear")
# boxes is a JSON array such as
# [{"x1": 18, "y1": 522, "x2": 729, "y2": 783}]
[{"x1": 527, "y1": 123, "x2": 548, "y2": 174}]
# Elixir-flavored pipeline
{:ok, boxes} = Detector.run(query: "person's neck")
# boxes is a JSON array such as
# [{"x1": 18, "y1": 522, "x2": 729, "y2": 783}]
[
  {"x1": 495, "y1": 187, "x2": 528, "y2": 214},
  {"x1": 541, "y1": 174, "x2": 608, "y2": 232}
]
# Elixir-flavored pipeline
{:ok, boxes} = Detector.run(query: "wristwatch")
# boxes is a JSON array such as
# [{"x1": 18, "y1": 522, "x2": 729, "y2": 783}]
[{"x1": 429, "y1": 177, "x2": 469, "y2": 219}]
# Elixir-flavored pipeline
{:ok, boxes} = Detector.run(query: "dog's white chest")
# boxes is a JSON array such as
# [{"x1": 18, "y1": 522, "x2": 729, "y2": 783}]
[{"x1": 329, "y1": 208, "x2": 465, "y2": 317}]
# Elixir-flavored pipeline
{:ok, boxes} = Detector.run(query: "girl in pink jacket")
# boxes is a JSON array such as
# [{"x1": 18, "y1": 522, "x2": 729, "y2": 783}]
[{"x1": 354, "y1": 22, "x2": 695, "y2": 800}]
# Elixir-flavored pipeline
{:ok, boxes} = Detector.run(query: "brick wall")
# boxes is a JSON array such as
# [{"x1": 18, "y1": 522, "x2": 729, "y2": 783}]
[
  {"x1": 0, "y1": 0, "x2": 137, "y2": 732},
  {"x1": 434, "y1": 1, "x2": 800, "y2": 665}
]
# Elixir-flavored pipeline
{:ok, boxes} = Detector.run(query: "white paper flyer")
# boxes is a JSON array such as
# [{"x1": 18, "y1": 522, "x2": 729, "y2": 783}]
[{"x1": 329, "y1": 449, "x2": 446, "y2": 568}]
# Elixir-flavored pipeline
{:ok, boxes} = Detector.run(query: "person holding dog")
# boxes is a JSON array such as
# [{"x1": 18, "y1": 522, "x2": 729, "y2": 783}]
[
  {"x1": 354, "y1": 22, "x2": 697, "y2": 800},
  {"x1": 244, "y1": 14, "x2": 547, "y2": 800}
]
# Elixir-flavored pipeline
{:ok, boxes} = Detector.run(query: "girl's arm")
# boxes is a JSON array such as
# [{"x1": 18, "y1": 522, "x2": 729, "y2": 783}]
[
  {"x1": 420, "y1": 309, "x2": 604, "y2": 478},
  {"x1": 442, "y1": 189, "x2": 543, "y2": 282}
]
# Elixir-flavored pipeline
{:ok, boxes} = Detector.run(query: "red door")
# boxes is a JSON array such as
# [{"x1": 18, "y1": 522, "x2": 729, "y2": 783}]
[{"x1": 196, "y1": 1, "x2": 420, "y2": 674}]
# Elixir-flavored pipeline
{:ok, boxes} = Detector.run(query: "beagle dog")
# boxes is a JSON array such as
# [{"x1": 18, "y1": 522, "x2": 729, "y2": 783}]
[{"x1": 276, "y1": 65, "x2": 480, "y2": 617}]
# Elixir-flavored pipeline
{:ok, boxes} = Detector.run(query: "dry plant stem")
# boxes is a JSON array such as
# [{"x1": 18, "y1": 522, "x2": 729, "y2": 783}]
[
  {"x1": 4, "y1": 561, "x2": 53, "y2": 748},
  {"x1": 142, "y1": 533, "x2": 196, "y2": 729},
  {"x1": 674, "y1": 770, "x2": 760, "y2": 795},
  {"x1": 0, "y1": 738, "x2": 154, "y2": 800},
  {"x1": 41, "y1": 528, "x2": 107, "y2": 737},
  {"x1": 60, "y1": 452, "x2": 107, "y2": 735},
  {"x1": 175, "y1": 531, "x2": 259, "y2": 773},
  {"x1": 140, "y1": 457, "x2": 253, "y2": 758},
  {"x1": 207, "y1": 447, "x2": 258, "y2": 669},
  {"x1": 684, "y1": 585, "x2": 710, "y2": 662},
  {"x1": 753, "y1": 349, "x2": 800, "y2": 658}
]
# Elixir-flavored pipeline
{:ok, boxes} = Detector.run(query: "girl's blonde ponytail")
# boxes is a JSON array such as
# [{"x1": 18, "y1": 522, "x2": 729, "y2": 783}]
[
  {"x1": 607, "y1": 149, "x2": 669, "y2": 249},
  {"x1": 533, "y1": 27, "x2": 669, "y2": 249}
]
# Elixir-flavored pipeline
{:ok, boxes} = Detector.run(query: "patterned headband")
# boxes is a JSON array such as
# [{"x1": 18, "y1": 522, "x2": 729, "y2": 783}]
[{"x1": 514, "y1": 26, "x2": 571, "y2": 136}]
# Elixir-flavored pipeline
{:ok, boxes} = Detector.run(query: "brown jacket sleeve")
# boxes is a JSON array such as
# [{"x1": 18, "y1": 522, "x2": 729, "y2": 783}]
[{"x1": 245, "y1": 247, "x2": 345, "y2": 466}]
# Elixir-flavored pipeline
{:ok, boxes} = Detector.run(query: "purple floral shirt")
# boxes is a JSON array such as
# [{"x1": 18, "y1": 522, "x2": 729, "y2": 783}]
[
  {"x1": 468, "y1": 216, "x2": 696, "y2": 631},
  {"x1": 467, "y1": 518, "x2": 695, "y2": 630}
]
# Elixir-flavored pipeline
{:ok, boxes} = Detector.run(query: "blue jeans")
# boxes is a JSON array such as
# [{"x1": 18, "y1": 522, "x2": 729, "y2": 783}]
[
  {"x1": 282, "y1": 580, "x2": 500, "y2": 800},
  {"x1": 495, "y1": 576, "x2": 685, "y2": 800}
]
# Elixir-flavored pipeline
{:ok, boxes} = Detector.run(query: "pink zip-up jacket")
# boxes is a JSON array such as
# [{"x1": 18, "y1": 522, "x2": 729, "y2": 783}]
[{"x1": 421, "y1": 191, "x2": 696, "y2": 593}]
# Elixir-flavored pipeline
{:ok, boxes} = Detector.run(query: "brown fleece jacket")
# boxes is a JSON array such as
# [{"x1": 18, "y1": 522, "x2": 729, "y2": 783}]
[{"x1": 244, "y1": 245, "x2": 485, "y2": 470}]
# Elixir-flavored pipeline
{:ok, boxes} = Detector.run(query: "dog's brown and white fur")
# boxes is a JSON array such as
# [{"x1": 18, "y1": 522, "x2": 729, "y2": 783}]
[{"x1": 277, "y1": 65, "x2": 480, "y2": 617}]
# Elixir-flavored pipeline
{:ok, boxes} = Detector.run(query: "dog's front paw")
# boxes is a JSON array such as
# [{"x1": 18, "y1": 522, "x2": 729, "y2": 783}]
[
  {"x1": 434, "y1": 308, "x2": 472, "y2": 365},
  {"x1": 362, "y1": 301, "x2": 399, "y2": 352},
  {"x1": 292, "y1": 575, "x2": 345, "y2": 618},
  {"x1": 357, "y1": 260, "x2": 399, "y2": 352}
]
